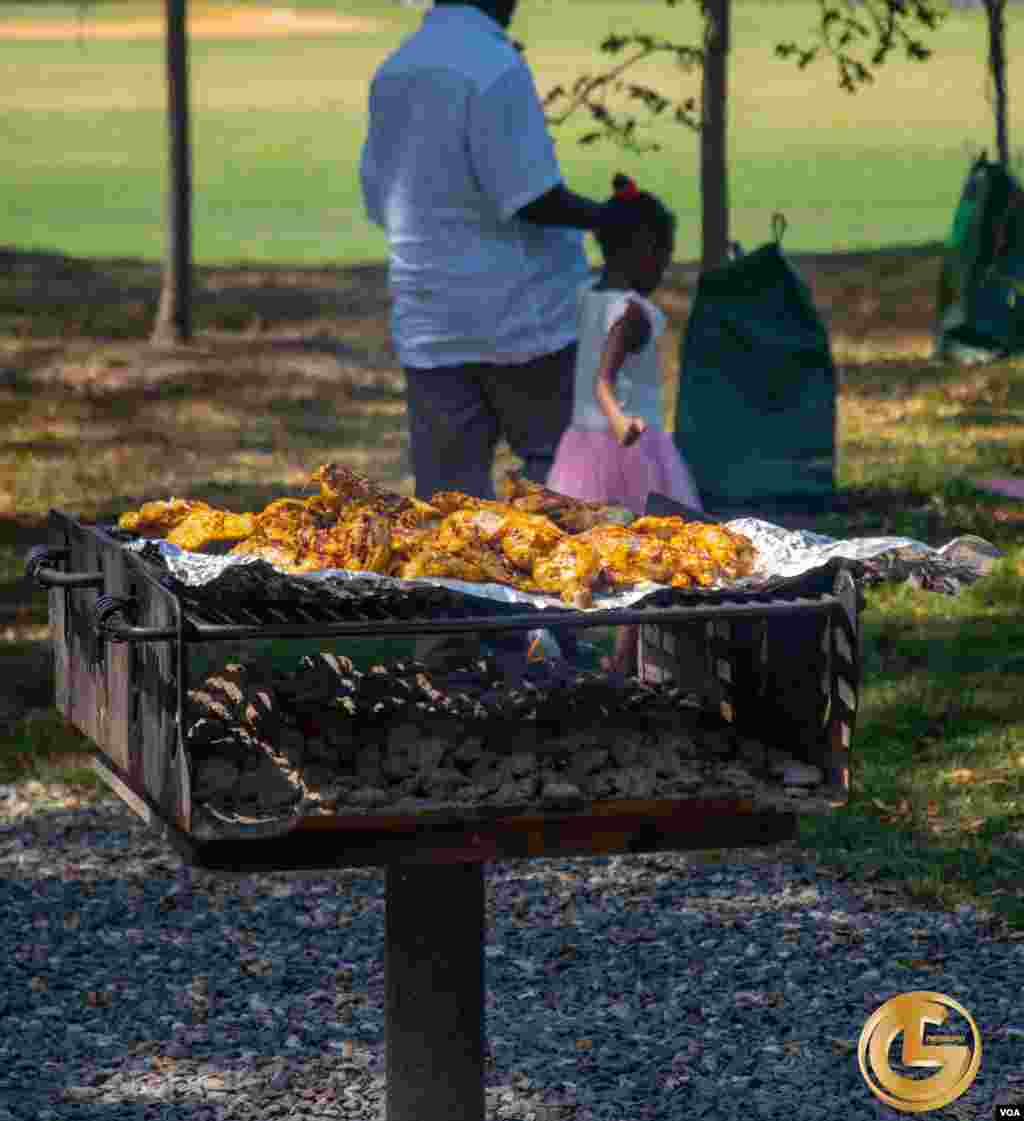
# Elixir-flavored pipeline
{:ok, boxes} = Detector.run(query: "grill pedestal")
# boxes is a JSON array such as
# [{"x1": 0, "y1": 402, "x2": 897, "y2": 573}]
[{"x1": 387, "y1": 864, "x2": 486, "y2": 1121}]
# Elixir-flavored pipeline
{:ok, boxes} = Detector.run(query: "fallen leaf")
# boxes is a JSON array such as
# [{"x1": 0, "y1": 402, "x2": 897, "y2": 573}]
[{"x1": 948, "y1": 769, "x2": 975, "y2": 785}]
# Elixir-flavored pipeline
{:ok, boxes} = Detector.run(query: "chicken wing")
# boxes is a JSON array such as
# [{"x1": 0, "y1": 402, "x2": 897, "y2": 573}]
[
  {"x1": 311, "y1": 464, "x2": 438, "y2": 526},
  {"x1": 118, "y1": 498, "x2": 212, "y2": 536},
  {"x1": 165, "y1": 509, "x2": 258, "y2": 553},
  {"x1": 577, "y1": 526, "x2": 678, "y2": 587},
  {"x1": 629, "y1": 516, "x2": 691, "y2": 540},
  {"x1": 500, "y1": 473, "x2": 634, "y2": 532},
  {"x1": 229, "y1": 533, "x2": 312, "y2": 573},
  {"x1": 298, "y1": 509, "x2": 392, "y2": 574},
  {"x1": 531, "y1": 536, "x2": 600, "y2": 607}
]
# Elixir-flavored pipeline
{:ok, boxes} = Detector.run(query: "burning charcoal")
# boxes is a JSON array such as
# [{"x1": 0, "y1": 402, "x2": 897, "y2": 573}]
[
  {"x1": 320, "y1": 653, "x2": 354, "y2": 677},
  {"x1": 187, "y1": 690, "x2": 234, "y2": 726},
  {"x1": 541, "y1": 781, "x2": 584, "y2": 809},
  {"x1": 700, "y1": 729, "x2": 736, "y2": 760},
  {"x1": 566, "y1": 747, "x2": 610, "y2": 785},
  {"x1": 609, "y1": 735, "x2": 651, "y2": 769},
  {"x1": 192, "y1": 757, "x2": 241, "y2": 801},
  {"x1": 610, "y1": 765, "x2": 657, "y2": 800},
  {"x1": 494, "y1": 774, "x2": 539, "y2": 803},
  {"x1": 738, "y1": 739, "x2": 768, "y2": 772},
  {"x1": 451, "y1": 737, "x2": 485, "y2": 769},
  {"x1": 202, "y1": 664, "x2": 249, "y2": 717},
  {"x1": 349, "y1": 787, "x2": 393, "y2": 809},
  {"x1": 186, "y1": 717, "x2": 233, "y2": 751},
  {"x1": 242, "y1": 684, "x2": 280, "y2": 743},
  {"x1": 778, "y1": 761, "x2": 823, "y2": 787},
  {"x1": 356, "y1": 744, "x2": 385, "y2": 787},
  {"x1": 383, "y1": 728, "x2": 418, "y2": 781},
  {"x1": 664, "y1": 767, "x2": 705, "y2": 792},
  {"x1": 456, "y1": 783, "x2": 492, "y2": 803},
  {"x1": 233, "y1": 753, "x2": 304, "y2": 811},
  {"x1": 649, "y1": 744, "x2": 684, "y2": 779},
  {"x1": 580, "y1": 771, "x2": 616, "y2": 798},
  {"x1": 274, "y1": 728, "x2": 306, "y2": 765},
  {"x1": 426, "y1": 768, "x2": 471, "y2": 797}
]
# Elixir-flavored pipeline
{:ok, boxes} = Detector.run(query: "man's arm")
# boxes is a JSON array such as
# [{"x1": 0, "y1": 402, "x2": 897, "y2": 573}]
[{"x1": 516, "y1": 183, "x2": 605, "y2": 230}]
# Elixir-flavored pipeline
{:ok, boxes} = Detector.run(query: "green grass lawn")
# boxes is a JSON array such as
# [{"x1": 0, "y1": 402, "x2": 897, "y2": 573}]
[{"x1": 0, "y1": 0, "x2": 1019, "y2": 264}]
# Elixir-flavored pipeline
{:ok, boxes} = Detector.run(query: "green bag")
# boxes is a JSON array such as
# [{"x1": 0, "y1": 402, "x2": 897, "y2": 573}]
[
  {"x1": 935, "y1": 155, "x2": 1024, "y2": 363},
  {"x1": 674, "y1": 217, "x2": 836, "y2": 513}
]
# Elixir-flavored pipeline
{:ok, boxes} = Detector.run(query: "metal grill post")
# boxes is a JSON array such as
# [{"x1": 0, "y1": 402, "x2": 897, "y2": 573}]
[{"x1": 386, "y1": 863, "x2": 485, "y2": 1121}]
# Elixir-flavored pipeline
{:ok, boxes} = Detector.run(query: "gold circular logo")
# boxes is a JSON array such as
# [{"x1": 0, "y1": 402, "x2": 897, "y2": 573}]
[{"x1": 858, "y1": 991, "x2": 981, "y2": 1113}]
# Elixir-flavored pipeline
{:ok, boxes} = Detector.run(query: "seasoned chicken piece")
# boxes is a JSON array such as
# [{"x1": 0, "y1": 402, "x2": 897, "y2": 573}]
[
  {"x1": 500, "y1": 473, "x2": 634, "y2": 532},
  {"x1": 118, "y1": 498, "x2": 212, "y2": 536},
  {"x1": 387, "y1": 523, "x2": 441, "y2": 575},
  {"x1": 255, "y1": 498, "x2": 316, "y2": 545},
  {"x1": 532, "y1": 536, "x2": 600, "y2": 607},
  {"x1": 578, "y1": 526, "x2": 679, "y2": 587},
  {"x1": 165, "y1": 509, "x2": 258, "y2": 553},
  {"x1": 229, "y1": 534, "x2": 312, "y2": 573},
  {"x1": 311, "y1": 463, "x2": 384, "y2": 507},
  {"x1": 668, "y1": 524, "x2": 756, "y2": 581},
  {"x1": 429, "y1": 491, "x2": 508, "y2": 516},
  {"x1": 496, "y1": 512, "x2": 564, "y2": 572},
  {"x1": 435, "y1": 508, "x2": 508, "y2": 552},
  {"x1": 434, "y1": 508, "x2": 565, "y2": 575},
  {"x1": 629, "y1": 516, "x2": 692, "y2": 540},
  {"x1": 298, "y1": 509, "x2": 392, "y2": 573},
  {"x1": 397, "y1": 539, "x2": 537, "y2": 591}
]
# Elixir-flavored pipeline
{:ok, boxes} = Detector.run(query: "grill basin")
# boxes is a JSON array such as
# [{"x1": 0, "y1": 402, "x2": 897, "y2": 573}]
[
  {"x1": 30, "y1": 509, "x2": 858, "y2": 866},
  {"x1": 29, "y1": 507, "x2": 861, "y2": 1121}
]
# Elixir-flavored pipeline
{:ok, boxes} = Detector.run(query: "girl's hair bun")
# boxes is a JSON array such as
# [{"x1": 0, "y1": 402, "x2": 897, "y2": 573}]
[{"x1": 612, "y1": 174, "x2": 640, "y2": 200}]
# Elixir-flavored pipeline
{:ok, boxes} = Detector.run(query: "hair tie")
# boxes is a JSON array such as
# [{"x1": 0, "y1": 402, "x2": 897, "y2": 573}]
[{"x1": 613, "y1": 175, "x2": 640, "y2": 202}]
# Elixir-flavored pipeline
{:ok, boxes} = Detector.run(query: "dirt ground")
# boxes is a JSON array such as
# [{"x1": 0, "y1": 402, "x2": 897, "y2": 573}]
[{"x1": 0, "y1": 6, "x2": 380, "y2": 41}]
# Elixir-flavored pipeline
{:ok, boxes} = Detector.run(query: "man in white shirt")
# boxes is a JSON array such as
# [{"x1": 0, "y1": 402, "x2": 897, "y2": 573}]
[{"x1": 360, "y1": 0, "x2": 630, "y2": 503}]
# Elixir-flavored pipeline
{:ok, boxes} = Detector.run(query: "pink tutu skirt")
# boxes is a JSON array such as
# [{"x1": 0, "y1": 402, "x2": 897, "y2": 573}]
[{"x1": 547, "y1": 425, "x2": 703, "y2": 516}]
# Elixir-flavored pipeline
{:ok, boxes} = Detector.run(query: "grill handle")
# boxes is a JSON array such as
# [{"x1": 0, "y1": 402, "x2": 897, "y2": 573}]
[
  {"x1": 91, "y1": 594, "x2": 176, "y2": 643},
  {"x1": 25, "y1": 545, "x2": 104, "y2": 589}
]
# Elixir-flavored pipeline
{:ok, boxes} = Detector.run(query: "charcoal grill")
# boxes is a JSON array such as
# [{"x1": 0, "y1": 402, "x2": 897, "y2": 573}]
[{"x1": 28, "y1": 507, "x2": 860, "y2": 1121}]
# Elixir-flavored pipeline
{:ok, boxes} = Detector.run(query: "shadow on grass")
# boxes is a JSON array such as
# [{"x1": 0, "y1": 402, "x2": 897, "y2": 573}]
[{"x1": 1, "y1": 248, "x2": 393, "y2": 339}]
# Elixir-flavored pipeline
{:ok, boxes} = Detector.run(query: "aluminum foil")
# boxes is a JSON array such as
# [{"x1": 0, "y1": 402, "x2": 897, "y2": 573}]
[{"x1": 124, "y1": 518, "x2": 1002, "y2": 612}]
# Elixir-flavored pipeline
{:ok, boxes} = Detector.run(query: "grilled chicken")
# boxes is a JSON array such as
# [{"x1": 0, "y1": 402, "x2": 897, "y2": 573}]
[
  {"x1": 531, "y1": 536, "x2": 601, "y2": 607},
  {"x1": 165, "y1": 509, "x2": 258, "y2": 553},
  {"x1": 500, "y1": 473, "x2": 634, "y2": 532},
  {"x1": 118, "y1": 498, "x2": 213, "y2": 536},
  {"x1": 118, "y1": 462, "x2": 755, "y2": 601}
]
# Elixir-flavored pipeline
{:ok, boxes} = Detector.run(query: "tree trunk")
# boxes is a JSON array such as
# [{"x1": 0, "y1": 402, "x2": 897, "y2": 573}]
[
  {"x1": 151, "y1": 0, "x2": 193, "y2": 345},
  {"x1": 985, "y1": 0, "x2": 1010, "y2": 168},
  {"x1": 700, "y1": 0, "x2": 730, "y2": 273}
]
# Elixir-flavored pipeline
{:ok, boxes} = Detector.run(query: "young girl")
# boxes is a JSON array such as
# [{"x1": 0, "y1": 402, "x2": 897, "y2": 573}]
[{"x1": 547, "y1": 174, "x2": 703, "y2": 672}]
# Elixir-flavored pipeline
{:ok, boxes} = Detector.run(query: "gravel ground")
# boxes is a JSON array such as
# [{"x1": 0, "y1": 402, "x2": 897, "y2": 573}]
[{"x1": 1, "y1": 786, "x2": 1023, "y2": 1121}]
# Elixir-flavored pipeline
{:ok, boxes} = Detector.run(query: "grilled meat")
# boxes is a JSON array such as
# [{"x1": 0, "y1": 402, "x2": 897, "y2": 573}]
[
  {"x1": 119, "y1": 462, "x2": 756, "y2": 601},
  {"x1": 118, "y1": 498, "x2": 213, "y2": 536},
  {"x1": 500, "y1": 473, "x2": 634, "y2": 532},
  {"x1": 531, "y1": 536, "x2": 601, "y2": 607},
  {"x1": 165, "y1": 509, "x2": 258, "y2": 553}
]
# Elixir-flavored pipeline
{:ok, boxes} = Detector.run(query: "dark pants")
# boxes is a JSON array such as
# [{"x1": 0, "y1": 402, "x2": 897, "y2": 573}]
[
  {"x1": 404, "y1": 343, "x2": 577, "y2": 667},
  {"x1": 403, "y1": 342, "x2": 576, "y2": 501}
]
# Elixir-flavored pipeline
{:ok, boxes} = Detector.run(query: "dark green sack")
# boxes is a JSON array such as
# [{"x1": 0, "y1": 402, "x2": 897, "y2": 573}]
[
  {"x1": 674, "y1": 220, "x2": 836, "y2": 512},
  {"x1": 935, "y1": 155, "x2": 1024, "y2": 362}
]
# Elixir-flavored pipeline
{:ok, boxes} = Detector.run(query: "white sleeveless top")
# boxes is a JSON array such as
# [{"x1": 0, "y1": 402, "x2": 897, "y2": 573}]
[{"x1": 569, "y1": 281, "x2": 666, "y2": 431}]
